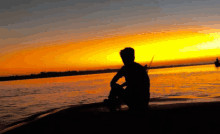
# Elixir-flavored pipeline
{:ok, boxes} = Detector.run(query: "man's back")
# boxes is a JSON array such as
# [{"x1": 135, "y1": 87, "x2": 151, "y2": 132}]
[{"x1": 118, "y1": 62, "x2": 150, "y2": 100}]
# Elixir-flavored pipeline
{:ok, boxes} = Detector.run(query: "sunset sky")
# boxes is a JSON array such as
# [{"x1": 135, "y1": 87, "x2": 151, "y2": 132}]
[{"x1": 1, "y1": 0, "x2": 220, "y2": 76}]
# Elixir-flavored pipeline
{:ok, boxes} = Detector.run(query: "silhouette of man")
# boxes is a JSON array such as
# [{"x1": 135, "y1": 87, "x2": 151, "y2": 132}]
[{"x1": 105, "y1": 47, "x2": 150, "y2": 112}]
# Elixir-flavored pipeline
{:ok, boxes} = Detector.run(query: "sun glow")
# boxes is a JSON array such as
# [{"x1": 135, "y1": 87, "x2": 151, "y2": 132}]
[
  {"x1": 1, "y1": 28, "x2": 220, "y2": 76},
  {"x1": 105, "y1": 30, "x2": 217, "y2": 64}
]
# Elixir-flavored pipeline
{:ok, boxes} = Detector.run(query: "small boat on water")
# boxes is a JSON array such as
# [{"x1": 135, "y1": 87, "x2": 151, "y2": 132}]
[{"x1": 215, "y1": 58, "x2": 220, "y2": 67}]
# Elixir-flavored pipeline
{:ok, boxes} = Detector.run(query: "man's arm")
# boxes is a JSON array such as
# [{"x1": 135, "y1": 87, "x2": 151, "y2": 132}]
[
  {"x1": 121, "y1": 82, "x2": 127, "y2": 87},
  {"x1": 110, "y1": 70, "x2": 123, "y2": 88}
]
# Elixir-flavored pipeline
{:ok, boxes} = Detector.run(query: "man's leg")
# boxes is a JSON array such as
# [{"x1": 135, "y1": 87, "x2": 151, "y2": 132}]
[
  {"x1": 108, "y1": 84, "x2": 124, "y2": 101},
  {"x1": 123, "y1": 91, "x2": 150, "y2": 112},
  {"x1": 120, "y1": 87, "x2": 134, "y2": 110},
  {"x1": 104, "y1": 84, "x2": 124, "y2": 111}
]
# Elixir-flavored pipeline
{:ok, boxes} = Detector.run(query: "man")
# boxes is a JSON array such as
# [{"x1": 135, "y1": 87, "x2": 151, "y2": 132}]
[{"x1": 104, "y1": 47, "x2": 150, "y2": 112}]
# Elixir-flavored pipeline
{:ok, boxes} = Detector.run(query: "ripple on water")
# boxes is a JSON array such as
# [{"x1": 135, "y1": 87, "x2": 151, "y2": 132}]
[{"x1": 1, "y1": 64, "x2": 220, "y2": 130}]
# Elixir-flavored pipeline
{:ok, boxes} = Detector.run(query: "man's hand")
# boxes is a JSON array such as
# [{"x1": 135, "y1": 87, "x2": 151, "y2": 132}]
[
  {"x1": 121, "y1": 82, "x2": 127, "y2": 88},
  {"x1": 110, "y1": 71, "x2": 123, "y2": 88}
]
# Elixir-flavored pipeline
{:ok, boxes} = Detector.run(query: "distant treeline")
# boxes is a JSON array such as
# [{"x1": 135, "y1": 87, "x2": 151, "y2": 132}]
[
  {"x1": 0, "y1": 69, "x2": 119, "y2": 82},
  {"x1": 0, "y1": 62, "x2": 213, "y2": 82}
]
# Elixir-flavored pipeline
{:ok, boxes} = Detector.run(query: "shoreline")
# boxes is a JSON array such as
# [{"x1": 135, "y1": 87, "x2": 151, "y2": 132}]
[
  {"x1": 1, "y1": 99, "x2": 220, "y2": 134},
  {"x1": 0, "y1": 97, "x2": 190, "y2": 131},
  {"x1": 0, "y1": 63, "x2": 213, "y2": 82}
]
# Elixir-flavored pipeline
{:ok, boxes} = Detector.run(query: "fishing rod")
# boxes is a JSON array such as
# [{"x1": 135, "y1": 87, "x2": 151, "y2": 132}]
[
  {"x1": 149, "y1": 55, "x2": 155, "y2": 68},
  {"x1": 145, "y1": 55, "x2": 155, "y2": 74},
  {"x1": 145, "y1": 55, "x2": 155, "y2": 69}
]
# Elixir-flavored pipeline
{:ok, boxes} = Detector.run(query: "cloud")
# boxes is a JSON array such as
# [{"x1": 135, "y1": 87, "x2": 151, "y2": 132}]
[
  {"x1": 0, "y1": 0, "x2": 33, "y2": 10},
  {"x1": 0, "y1": 28, "x2": 24, "y2": 40},
  {"x1": 0, "y1": 1, "x2": 165, "y2": 40},
  {"x1": 1, "y1": 0, "x2": 220, "y2": 50},
  {"x1": 0, "y1": 9, "x2": 33, "y2": 26},
  {"x1": 0, "y1": 0, "x2": 128, "y2": 27},
  {"x1": 179, "y1": 33, "x2": 220, "y2": 52},
  {"x1": 2, "y1": 0, "x2": 215, "y2": 28},
  {"x1": 0, "y1": 0, "x2": 68, "y2": 11}
]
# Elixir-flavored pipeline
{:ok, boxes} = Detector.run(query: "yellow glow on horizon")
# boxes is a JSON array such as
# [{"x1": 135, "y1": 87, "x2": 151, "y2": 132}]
[
  {"x1": 106, "y1": 31, "x2": 217, "y2": 64},
  {"x1": 1, "y1": 28, "x2": 220, "y2": 76}
]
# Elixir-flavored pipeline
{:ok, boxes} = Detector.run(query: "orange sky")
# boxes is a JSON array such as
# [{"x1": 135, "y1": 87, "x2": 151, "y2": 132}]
[
  {"x1": 1, "y1": 0, "x2": 220, "y2": 76},
  {"x1": 1, "y1": 26, "x2": 220, "y2": 76}
]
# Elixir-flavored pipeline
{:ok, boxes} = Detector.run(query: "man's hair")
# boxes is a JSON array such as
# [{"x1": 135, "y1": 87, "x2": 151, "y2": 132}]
[{"x1": 120, "y1": 47, "x2": 135, "y2": 59}]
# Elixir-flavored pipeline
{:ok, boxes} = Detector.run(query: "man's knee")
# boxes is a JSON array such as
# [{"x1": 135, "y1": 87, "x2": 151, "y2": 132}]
[
  {"x1": 112, "y1": 83, "x2": 123, "y2": 90},
  {"x1": 108, "y1": 84, "x2": 124, "y2": 99}
]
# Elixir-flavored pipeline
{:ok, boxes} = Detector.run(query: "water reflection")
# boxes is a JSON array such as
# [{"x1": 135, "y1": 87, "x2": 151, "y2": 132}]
[{"x1": 0, "y1": 64, "x2": 220, "y2": 127}]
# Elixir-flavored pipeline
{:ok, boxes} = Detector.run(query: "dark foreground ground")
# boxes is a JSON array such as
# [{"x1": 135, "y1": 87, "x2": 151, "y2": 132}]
[{"x1": 1, "y1": 101, "x2": 220, "y2": 134}]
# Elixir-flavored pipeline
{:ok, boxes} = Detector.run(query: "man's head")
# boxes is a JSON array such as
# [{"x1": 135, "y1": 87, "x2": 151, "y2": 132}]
[{"x1": 120, "y1": 47, "x2": 135, "y2": 66}]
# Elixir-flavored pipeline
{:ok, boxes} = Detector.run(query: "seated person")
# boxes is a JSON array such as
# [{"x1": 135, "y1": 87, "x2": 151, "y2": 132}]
[{"x1": 104, "y1": 47, "x2": 150, "y2": 112}]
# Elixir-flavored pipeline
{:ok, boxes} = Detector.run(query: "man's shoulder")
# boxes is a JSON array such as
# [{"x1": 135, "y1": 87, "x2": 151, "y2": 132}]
[
  {"x1": 134, "y1": 62, "x2": 145, "y2": 69},
  {"x1": 117, "y1": 65, "x2": 126, "y2": 74},
  {"x1": 120, "y1": 65, "x2": 126, "y2": 70}
]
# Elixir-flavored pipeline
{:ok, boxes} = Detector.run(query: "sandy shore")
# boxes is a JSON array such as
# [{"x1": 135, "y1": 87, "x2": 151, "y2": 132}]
[{"x1": 1, "y1": 100, "x2": 220, "y2": 134}]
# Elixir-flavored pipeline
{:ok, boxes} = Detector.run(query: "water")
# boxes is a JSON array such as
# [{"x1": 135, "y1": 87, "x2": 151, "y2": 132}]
[{"x1": 0, "y1": 64, "x2": 220, "y2": 129}]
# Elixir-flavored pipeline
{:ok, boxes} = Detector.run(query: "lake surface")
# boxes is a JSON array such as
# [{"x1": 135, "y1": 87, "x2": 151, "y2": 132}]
[{"x1": 0, "y1": 64, "x2": 220, "y2": 129}]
